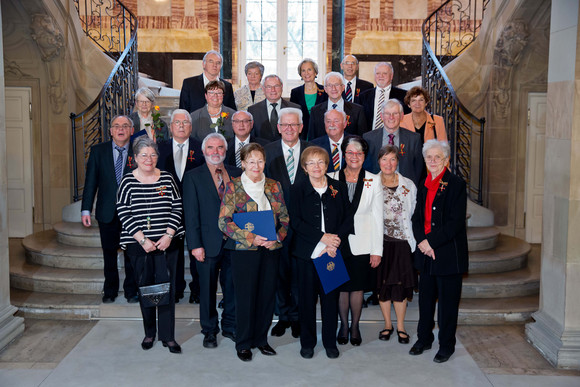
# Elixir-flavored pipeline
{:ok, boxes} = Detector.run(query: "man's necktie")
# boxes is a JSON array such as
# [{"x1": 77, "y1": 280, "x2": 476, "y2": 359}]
[
  {"x1": 270, "y1": 103, "x2": 278, "y2": 134},
  {"x1": 235, "y1": 141, "x2": 245, "y2": 168},
  {"x1": 175, "y1": 143, "x2": 185, "y2": 180},
  {"x1": 345, "y1": 81, "x2": 353, "y2": 102},
  {"x1": 374, "y1": 88, "x2": 385, "y2": 130},
  {"x1": 114, "y1": 146, "x2": 124, "y2": 185},
  {"x1": 388, "y1": 134, "x2": 395, "y2": 145},
  {"x1": 286, "y1": 148, "x2": 295, "y2": 184},
  {"x1": 215, "y1": 168, "x2": 225, "y2": 200},
  {"x1": 332, "y1": 143, "x2": 340, "y2": 171},
  {"x1": 332, "y1": 103, "x2": 338, "y2": 109}
]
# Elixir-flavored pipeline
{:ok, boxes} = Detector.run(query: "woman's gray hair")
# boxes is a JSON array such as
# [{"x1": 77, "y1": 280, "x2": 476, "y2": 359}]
[
  {"x1": 132, "y1": 135, "x2": 159, "y2": 161},
  {"x1": 297, "y1": 58, "x2": 319, "y2": 77},
  {"x1": 135, "y1": 87, "x2": 156, "y2": 103},
  {"x1": 245, "y1": 61, "x2": 265, "y2": 77},
  {"x1": 279, "y1": 107, "x2": 303, "y2": 124},
  {"x1": 201, "y1": 132, "x2": 228, "y2": 151},
  {"x1": 422, "y1": 139, "x2": 450, "y2": 159}
]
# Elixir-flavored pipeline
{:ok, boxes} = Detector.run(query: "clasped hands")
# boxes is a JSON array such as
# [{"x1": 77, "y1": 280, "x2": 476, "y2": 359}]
[
  {"x1": 418, "y1": 239, "x2": 436, "y2": 260},
  {"x1": 252, "y1": 235, "x2": 277, "y2": 249},
  {"x1": 319, "y1": 233, "x2": 341, "y2": 258}
]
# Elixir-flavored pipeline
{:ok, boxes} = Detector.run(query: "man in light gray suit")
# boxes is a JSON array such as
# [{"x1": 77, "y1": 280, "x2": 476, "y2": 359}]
[
  {"x1": 363, "y1": 99, "x2": 423, "y2": 186},
  {"x1": 190, "y1": 80, "x2": 236, "y2": 142}
]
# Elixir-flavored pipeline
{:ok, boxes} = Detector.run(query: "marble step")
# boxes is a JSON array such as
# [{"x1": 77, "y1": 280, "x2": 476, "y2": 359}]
[
  {"x1": 462, "y1": 265, "x2": 540, "y2": 298},
  {"x1": 458, "y1": 294, "x2": 539, "y2": 325},
  {"x1": 467, "y1": 226, "x2": 499, "y2": 251},
  {"x1": 468, "y1": 234, "x2": 530, "y2": 274},
  {"x1": 53, "y1": 222, "x2": 101, "y2": 247}
]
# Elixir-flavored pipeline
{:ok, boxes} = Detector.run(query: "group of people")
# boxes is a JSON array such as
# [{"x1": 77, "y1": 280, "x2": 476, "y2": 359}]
[{"x1": 80, "y1": 49, "x2": 467, "y2": 364}]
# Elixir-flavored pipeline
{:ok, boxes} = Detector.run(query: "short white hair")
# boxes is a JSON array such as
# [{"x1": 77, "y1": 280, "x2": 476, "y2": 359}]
[
  {"x1": 279, "y1": 107, "x2": 303, "y2": 124},
  {"x1": 324, "y1": 72, "x2": 346, "y2": 86},
  {"x1": 422, "y1": 139, "x2": 450, "y2": 159},
  {"x1": 381, "y1": 99, "x2": 404, "y2": 115}
]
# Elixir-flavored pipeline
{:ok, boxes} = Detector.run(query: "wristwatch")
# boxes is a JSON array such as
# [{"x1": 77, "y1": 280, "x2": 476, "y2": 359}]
[{"x1": 139, "y1": 237, "x2": 147, "y2": 245}]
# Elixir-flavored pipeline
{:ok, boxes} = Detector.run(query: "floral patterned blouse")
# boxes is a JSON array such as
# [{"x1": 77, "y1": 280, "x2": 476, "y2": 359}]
[{"x1": 383, "y1": 185, "x2": 406, "y2": 241}]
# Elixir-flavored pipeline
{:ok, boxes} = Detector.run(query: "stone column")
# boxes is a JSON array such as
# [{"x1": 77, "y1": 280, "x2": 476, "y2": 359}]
[
  {"x1": 0, "y1": 3, "x2": 25, "y2": 351},
  {"x1": 525, "y1": 0, "x2": 580, "y2": 369}
]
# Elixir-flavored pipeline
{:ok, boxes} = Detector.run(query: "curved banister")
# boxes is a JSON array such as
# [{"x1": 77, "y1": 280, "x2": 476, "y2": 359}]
[
  {"x1": 421, "y1": 0, "x2": 487, "y2": 205},
  {"x1": 70, "y1": 0, "x2": 138, "y2": 202}
]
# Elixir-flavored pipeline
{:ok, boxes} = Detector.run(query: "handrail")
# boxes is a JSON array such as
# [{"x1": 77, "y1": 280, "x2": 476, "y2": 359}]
[
  {"x1": 421, "y1": 0, "x2": 488, "y2": 205},
  {"x1": 70, "y1": 0, "x2": 138, "y2": 202}
]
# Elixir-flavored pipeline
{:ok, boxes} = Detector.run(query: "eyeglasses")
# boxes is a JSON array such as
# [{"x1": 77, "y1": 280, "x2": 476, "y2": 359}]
[
  {"x1": 244, "y1": 160, "x2": 265, "y2": 168},
  {"x1": 232, "y1": 119, "x2": 252, "y2": 125},
  {"x1": 324, "y1": 119, "x2": 343, "y2": 126},
  {"x1": 325, "y1": 83, "x2": 343, "y2": 89},
  {"x1": 342, "y1": 61, "x2": 356, "y2": 66},
  {"x1": 278, "y1": 123, "x2": 301, "y2": 129},
  {"x1": 425, "y1": 154, "x2": 445, "y2": 162},
  {"x1": 345, "y1": 151, "x2": 364, "y2": 158},
  {"x1": 207, "y1": 91, "x2": 224, "y2": 96},
  {"x1": 172, "y1": 120, "x2": 191, "y2": 126},
  {"x1": 382, "y1": 112, "x2": 400, "y2": 117},
  {"x1": 111, "y1": 124, "x2": 131, "y2": 130},
  {"x1": 138, "y1": 153, "x2": 158, "y2": 159},
  {"x1": 264, "y1": 84, "x2": 282, "y2": 90},
  {"x1": 136, "y1": 99, "x2": 152, "y2": 105},
  {"x1": 305, "y1": 160, "x2": 326, "y2": 167}
]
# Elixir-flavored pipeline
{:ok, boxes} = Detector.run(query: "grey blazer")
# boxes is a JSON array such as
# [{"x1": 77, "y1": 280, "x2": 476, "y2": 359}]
[{"x1": 190, "y1": 105, "x2": 236, "y2": 142}]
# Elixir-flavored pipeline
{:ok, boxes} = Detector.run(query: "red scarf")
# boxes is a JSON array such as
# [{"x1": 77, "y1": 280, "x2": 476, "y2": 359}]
[{"x1": 424, "y1": 168, "x2": 446, "y2": 234}]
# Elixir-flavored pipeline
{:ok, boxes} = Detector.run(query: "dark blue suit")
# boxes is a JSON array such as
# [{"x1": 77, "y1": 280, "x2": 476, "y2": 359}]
[
  {"x1": 341, "y1": 78, "x2": 374, "y2": 104},
  {"x1": 311, "y1": 135, "x2": 344, "y2": 173},
  {"x1": 179, "y1": 74, "x2": 236, "y2": 113},
  {"x1": 290, "y1": 83, "x2": 328, "y2": 140},
  {"x1": 307, "y1": 101, "x2": 367, "y2": 140}
]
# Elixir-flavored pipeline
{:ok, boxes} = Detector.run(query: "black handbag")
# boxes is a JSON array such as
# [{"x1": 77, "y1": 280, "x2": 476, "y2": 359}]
[{"x1": 138, "y1": 253, "x2": 170, "y2": 308}]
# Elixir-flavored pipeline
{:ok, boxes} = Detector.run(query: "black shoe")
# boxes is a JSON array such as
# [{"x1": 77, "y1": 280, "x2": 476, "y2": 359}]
[
  {"x1": 300, "y1": 348, "x2": 314, "y2": 359},
  {"x1": 141, "y1": 337, "x2": 154, "y2": 350},
  {"x1": 290, "y1": 321, "x2": 301, "y2": 338},
  {"x1": 162, "y1": 341, "x2": 182, "y2": 354},
  {"x1": 222, "y1": 331, "x2": 236, "y2": 342},
  {"x1": 126, "y1": 295, "x2": 138, "y2": 304},
  {"x1": 325, "y1": 347, "x2": 340, "y2": 359},
  {"x1": 175, "y1": 293, "x2": 184, "y2": 303},
  {"x1": 203, "y1": 334, "x2": 218, "y2": 348},
  {"x1": 366, "y1": 293, "x2": 379, "y2": 306},
  {"x1": 397, "y1": 330, "x2": 410, "y2": 344},
  {"x1": 271, "y1": 320, "x2": 290, "y2": 337},
  {"x1": 433, "y1": 352, "x2": 452, "y2": 363},
  {"x1": 102, "y1": 295, "x2": 116, "y2": 303},
  {"x1": 379, "y1": 328, "x2": 394, "y2": 341},
  {"x1": 189, "y1": 294, "x2": 200, "y2": 304},
  {"x1": 409, "y1": 341, "x2": 432, "y2": 356},
  {"x1": 257, "y1": 344, "x2": 277, "y2": 356},
  {"x1": 218, "y1": 299, "x2": 224, "y2": 309},
  {"x1": 337, "y1": 335, "x2": 348, "y2": 345},
  {"x1": 237, "y1": 349, "x2": 252, "y2": 362}
]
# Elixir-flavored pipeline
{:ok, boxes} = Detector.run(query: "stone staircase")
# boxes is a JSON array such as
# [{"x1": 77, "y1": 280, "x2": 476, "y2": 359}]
[{"x1": 9, "y1": 219, "x2": 539, "y2": 324}]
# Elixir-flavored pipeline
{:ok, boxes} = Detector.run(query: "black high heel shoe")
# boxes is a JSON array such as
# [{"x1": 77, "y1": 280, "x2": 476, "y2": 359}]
[
  {"x1": 350, "y1": 327, "x2": 361, "y2": 346},
  {"x1": 162, "y1": 341, "x2": 182, "y2": 353},
  {"x1": 337, "y1": 324, "x2": 349, "y2": 345},
  {"x1": 141, "y1": 337, "x2": 154, "y2": 350},
  {"x1": 379, "y1": 328, "x2": 394, "y2": 341}
]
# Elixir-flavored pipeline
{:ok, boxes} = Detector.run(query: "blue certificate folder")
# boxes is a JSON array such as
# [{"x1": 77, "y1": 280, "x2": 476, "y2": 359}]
[
  {"x1": 313, "y1": 249, "x2": 350, "y2": 294},
  {"x1": 233, "y1": 210, "x2": 277, "y2": 241}
]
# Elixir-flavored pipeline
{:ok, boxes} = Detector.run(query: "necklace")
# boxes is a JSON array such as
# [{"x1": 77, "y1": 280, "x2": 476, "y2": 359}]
[
  {"x1": 209, "y1": 106, "x2": 222, "y2": 118},
  {"x1": 344, "y1": 168, "x2": 359, "y2": 182},
  {"x1": 381, "y1": 173, "x2": 398, "y2": 188}
]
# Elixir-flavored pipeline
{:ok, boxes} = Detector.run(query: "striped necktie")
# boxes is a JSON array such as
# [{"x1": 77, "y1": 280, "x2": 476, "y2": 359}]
[
  {"x1": 374, "y1": 88, "x2": 385, "y2": 130},
  {"x1": 114, "y1": 146, "x2": 124, "y2": 185},
  {"x1": 286, "y1": 148, "x2": 295, "y2": 183},
  {"x1": 331, "y1": 143, "x2": 340, "y2": 171},
  {"x1": 345, "y1": 81, "x2": 353, "y2": 102},
  {"x1": 235, "y1": 141, "x2": 245, "y2": 168}
]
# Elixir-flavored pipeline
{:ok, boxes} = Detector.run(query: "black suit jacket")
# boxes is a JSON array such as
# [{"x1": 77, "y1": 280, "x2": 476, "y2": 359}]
[
  {"x1": 179, "y1": 74, "x2": 236, "y2": 113},
  {"x1": 288, "y1": 177, "x2": 353, "y2": 260},
  {"x1": 248, "y1": 99, "x2": 301, "y2": 142},
  {"x1": 359, "y1": 86, "x2": 411, "y2": 131},
  {"x1": 363, "y1": 127, "x2": 423, "y2": 186},
  {"x1": 156, "y1": 138, "x2": 205, "y2": 193},
  {"x1": 307, "y1": 101, "x2": 368, "y2": 140},
  {"x1": 290, "y1": 83, "x2": 328, "y2": 140},
  {"x1": 225, "y1": 135, "x2": 269, "y2": 166},
  {"x1": 411, "y1": 169, "x2": 468, "y2": 275},
  {"x1": 81, "y1": 141, "x2": 135, "y2": 224},
  {"x1": 182, "y1": 164, "x2": 242, "y2": 258},
  {"x1": 342, "y1": 78, "x2": 374, "y2": 104},
  {"x1": 311, "y1": 135, "x2": 344, "y2": 173},
  {"x1": 264, "y1": 140, "x2": 311, "y2": 203}
]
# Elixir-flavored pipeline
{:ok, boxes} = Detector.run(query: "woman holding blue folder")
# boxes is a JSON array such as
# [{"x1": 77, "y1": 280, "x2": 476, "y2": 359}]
[
  {"x1": 289, "y1": 146, "x2": 353, "y2": 359},
  {"x1": 218, "y1": 143, "x2": 289, "y2": 362}
]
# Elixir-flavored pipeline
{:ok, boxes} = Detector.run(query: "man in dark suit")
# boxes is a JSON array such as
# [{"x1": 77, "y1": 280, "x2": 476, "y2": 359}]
[
  {"x1": 179, "y1": 50, "x2": 236, "y2": 113},
  {"x1": 81, "y1": 115, "x2": 138, "y2": 304},
  {"x1": 307, "y1": 72, "x2": 367, "y2": 140},
  {"x1": 311, "y1": 109, "x2": 347, "y2": 173},
  {"x1": 359, "y1": 62, "x2": 411, "y2": 132},
  {"x1": 264, "y1": 107, "x2": 311, "y2": 338},
  {"x1": 363, "y1": 99, "x2": 423, "y2": 186},
  {"x1": 183, "y1": 133, "x2": 241, "y2": 348},
  {"x1": 341, "y1": 55, "x2": 374, "y2": 104},
  {"x1": 157, "y1": 109, "x2": 205, "y2": 303},
  {"x1": 248, "y1": 74, "x2": 300, "y2": 142},
  {"x1": 226, "y1": 111, "x2": 269, "y2": 168}
]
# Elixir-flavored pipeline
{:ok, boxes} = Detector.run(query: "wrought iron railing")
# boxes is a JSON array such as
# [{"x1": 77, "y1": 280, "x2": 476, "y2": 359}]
[
  {"x1": 70, "y1": 0, "x2": 138, "y2": 202},
  {"x1": 422, "y1": 0, "x2": 488, "y2": 205}
]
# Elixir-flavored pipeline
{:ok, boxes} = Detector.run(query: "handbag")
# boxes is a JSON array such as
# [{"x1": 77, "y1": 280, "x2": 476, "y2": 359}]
[{"x1": 138, "y1": 253, "x2": 171, "y2": 308}]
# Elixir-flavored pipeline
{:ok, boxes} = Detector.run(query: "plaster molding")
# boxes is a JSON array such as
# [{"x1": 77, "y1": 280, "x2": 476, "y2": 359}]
[{"x1": 4, "y1": 60, "x2": 32, "y2": 79}]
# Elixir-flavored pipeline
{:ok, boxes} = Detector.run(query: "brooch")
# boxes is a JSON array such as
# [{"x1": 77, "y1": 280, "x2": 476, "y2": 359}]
[
  {"x1": 401, "y1": 185, "x2": 410, "y2": 196},
  {"x1": 439, "y1": 181, "x2": 448, "y2": 192},
  {"x1": 345, "y1": 115, "x2": 351, "y2": 127},
  {"x1": 329, "y1": 185, "x2": 338, "y2": 198},
  {"x1": 399, "y1": 144, "x2": 406, "y2": 156},
  {"x1": 355, "y1": 88, "x2": 360, "y2": 97},
  {"x1": 156, "y1": 185, "x2": 167, "y2": 196},
  {"x1": 126, "y1": 156, "x2": 133, "y2": 168},
  {"x1": 363, "y1": 178, "x2": 373, "y2": 188},
  {"x1": 188, "y1": 150, "x2": 195, "y2": 162}
]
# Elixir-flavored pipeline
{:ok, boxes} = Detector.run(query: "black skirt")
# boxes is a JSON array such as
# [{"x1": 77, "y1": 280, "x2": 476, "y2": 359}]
[
  {"x1": 341, "y1": 253, "x2": 371, "y2": 292},
  {"x1": 376, "y1": 235, "x2": 417, "y2": 302}
]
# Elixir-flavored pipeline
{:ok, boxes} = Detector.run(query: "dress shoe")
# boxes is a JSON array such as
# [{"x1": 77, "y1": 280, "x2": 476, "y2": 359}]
[
  {"x1": 337, "y1": 324, "x2": 348, "y2": 345},
  {"x1": 126, "y1": 295, "x2": 139, "y2": 304},
  {"x1": 433, "y1": 352, "x2": 452, "y2": 363},
  {"x1": 325, "y1": 347, "x2": 340, "y2": 359},
  {"x1": 162, "y1": 341, "x2": 182, "y2": 354},
  {"x1": 290, "y1": 321, "x2": 301, "y2": 338},
  {"x1": 350, "y1": 327, "x2": 362, "y2": 346},
  {"x1": 397, "y1": 330, "x2": 410, "y2": 344},
  {"x1": 337, "y1": 335, "x2": 348, "y2": 345},
  {"x1": 271, "y1": 320, "x2": 290, "y2": 337},
  {"x1": 222, "y1": 331, "x2": 236, "y2": 342},
  {"x1": 257, "y1": 344, "x2": 277, "y2": 356},
  {"x1": 218, "y1": 298, "x2": 224, "y2": 309},
  {"x1": 237, "y1": 349, "x2": 252, "y2": 362},
  {"x1": 102, "y1": 295, "x2": 115, "y2": 303},
  {"x1": 175, "y1": 293, "x2": 184, "y2": 303},
  {"x1": 141, "y1": 337, "x2": 154, "y2": 350},
  {"x1": 203, "y1": 334, "x2": 218, "y2": 348},
  {"x1": 189, "y1": 293, "x2": 200, "y2": 304},
  {"x1": 379, "y1": 328, "x2": 394, "y2": 341},
  {"x1": 409, "y1": 342, "x2": 432, "y2": 356},
  {"x1": 300, "y1": 348, "x2": 314, "y2": 359}
]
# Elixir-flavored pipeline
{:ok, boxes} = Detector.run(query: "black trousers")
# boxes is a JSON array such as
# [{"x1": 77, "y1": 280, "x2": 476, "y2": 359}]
[
  {"x1": 416, "y1": 255, "x2": 463, "y2": 356},
  {"x1": 274, "y1": 239, "x2": 300, "y2": 322},
  {"x1": 97, "y1": 217, "x2": 137, "y2": 299},
  {"x1": 196, "y1": 246, "x2": 235, "y2": 335},
  {"x1": 230, "y1": 248, "x2": 279, "y2": 351},
  {"x1": 174, "y1": 238, "x2": 200, "y2": 297},
  {"x1": 127, "y1": 241, "x2": 178, "y2": 342},
  {"x1": 296, "y1": 257, "x2": 339, "y2": 351}
]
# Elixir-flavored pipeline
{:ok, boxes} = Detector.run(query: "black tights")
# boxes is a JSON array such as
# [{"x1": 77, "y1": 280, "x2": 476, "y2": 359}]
[{"x1": 338, "y1": 290, "x2": 364, "y2": 338}]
